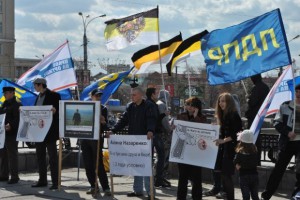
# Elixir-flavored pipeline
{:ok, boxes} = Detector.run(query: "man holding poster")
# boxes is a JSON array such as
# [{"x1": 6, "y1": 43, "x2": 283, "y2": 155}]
[
  {"x1": 31, "y1": 78, "x2": 61, "y2": 190},
  {"x1": 109, "y1": 86, "x2": 157, "y2": 199}
]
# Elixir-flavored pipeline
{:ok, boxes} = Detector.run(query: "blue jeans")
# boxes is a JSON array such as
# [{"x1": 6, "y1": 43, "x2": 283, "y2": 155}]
[
  {"x1": 133, "y1": 176, "x2": 150, "y2": 194},
  {"x1": 239, "y1": 174, "x2": 259, "y2": 200},
  {"x1": 153, "y1": 135, "x2": 165, "y2": 182}
]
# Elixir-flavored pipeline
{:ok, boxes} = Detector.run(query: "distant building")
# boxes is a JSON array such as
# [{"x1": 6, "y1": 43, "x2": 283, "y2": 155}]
[{"x1": 0, "y1": 0, "x2": 15, "y2": 80}]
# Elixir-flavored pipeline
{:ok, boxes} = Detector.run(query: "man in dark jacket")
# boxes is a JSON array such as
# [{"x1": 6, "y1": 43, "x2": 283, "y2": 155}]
[
  {"x1": 81, "y1": 89, "x2": 111, "y2": 196},
  {"x1": 261, "y1": 84, "x2": 300, "y2": 200},
  {"x1": 31, "y1": 78, "x2": 61, "y2": 190},
  {"x1": 0, "y1": 87, "x2": 22, "y2": 184},
  {"x1": 110, "y1": 86, "x2": 157, "y2": 199},
  {"x1": 245, "y1": 74, "x2": 269, "y2": 165}
]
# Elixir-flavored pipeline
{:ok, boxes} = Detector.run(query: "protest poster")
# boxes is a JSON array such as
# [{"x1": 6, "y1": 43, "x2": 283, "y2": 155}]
[
  {"x1": 0, "y1": 114, "x2": 6, "y2": 149},
  {"x1": 59, "y1": 101, "x2": 100, "y2": 140},
  {"x1": 17, "y1": 106, "x2": 53, "y2": 142},
  {"x1": 109, "y1": 135, "x2": 152, "y2": 176},
  {"x1": 169, "y1": 120, "x2": 219, "y2": 169}
]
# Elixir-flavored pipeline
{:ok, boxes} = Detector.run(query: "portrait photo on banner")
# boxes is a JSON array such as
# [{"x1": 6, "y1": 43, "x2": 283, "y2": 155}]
[{"x1": 59, "y1": 101, "x2": 100, "y2": 140}]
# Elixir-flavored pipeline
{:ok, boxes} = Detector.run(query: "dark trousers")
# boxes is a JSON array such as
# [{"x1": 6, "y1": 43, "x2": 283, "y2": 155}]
[
  {"x1": 81, "y1": 139, "x2": 110, "y2": 190},
  {"x1": 221, "y1": 174, "x2": 234, "y2": 200},
  {"x1": 239, "y1": 174, "x2": 259, "y2": 200},
  {"x1": 262, "y1": 141, "x2": 300, "y2": 199},
  {"x1": 177, "y1": 163, "x2": 202, "y2": 200},
  {"x1": 36, "y1": 140, "x2": 58, "y2": 186},
  {"x1": 153, "y1": 135, "x2": 165, "y2": 182},
  {"x1": 0, "y1": 137, "x2": 19, "y2": 179}
]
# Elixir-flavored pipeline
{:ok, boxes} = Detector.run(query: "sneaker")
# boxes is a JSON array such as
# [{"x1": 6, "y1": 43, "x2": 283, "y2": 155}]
[
  {"x1": 203, "y1": 189, "x2": 219, "y2": 196},
  {"x1": 155, "y1": 180, "x2": 170, "y2": 188},
  {"x1": 216, "y1": 191, "x2": 227, "y2": 199},
  {"x1": 86, "y1": 188, "x2": 99, "y2": 194},
  {"x1": 104, "y1": 189, "x2": 112, "y2": 196}
]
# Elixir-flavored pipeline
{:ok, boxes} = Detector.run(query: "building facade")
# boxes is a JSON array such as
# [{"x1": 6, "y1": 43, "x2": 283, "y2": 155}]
[{"x1": 0, "y1": 0, "x2": 15, "y2": 80}]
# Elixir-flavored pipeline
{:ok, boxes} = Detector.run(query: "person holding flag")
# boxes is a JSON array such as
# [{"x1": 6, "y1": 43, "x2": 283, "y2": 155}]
[
  {"x1": 261, "y1": 84, "x2": 300, "y2": 200},
  {"x1": 0, "y1": 87, "x2": 22, "y2": 184}
]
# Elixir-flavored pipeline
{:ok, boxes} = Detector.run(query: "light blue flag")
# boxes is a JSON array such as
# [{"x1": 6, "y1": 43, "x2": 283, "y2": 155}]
[
  {"x1": 80, "y1": 67, "x2": 133, "y2": 104},
  {"x1": 287, "y1": 76, "x2": 300, "y2": 99},
  {"x1": 0, "y1": 79, "x2": 37, "y2": 106},
  {"x1": 201, "y1": 9, "x2": 291, "y2": 85}
]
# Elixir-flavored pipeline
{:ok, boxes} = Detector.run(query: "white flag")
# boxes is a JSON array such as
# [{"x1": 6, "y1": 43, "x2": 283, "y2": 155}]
[{"x1": 17, "y1": 41, "x2": 77, "y2": 92}]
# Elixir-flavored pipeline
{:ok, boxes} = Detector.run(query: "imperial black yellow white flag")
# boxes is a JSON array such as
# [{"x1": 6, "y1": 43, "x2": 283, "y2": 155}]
[
  {"x1": 166, "y1": 30, "x2": 208, "y2": 75},
  {"x1": 104, "y1": 8, "x2": 158, "y2": 51},
  {"x1": 131, "y1": 33, "x2": 182, "y2": 74}
]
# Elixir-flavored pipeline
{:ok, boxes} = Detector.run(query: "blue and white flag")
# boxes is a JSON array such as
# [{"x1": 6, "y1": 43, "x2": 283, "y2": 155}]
[
  {"x1": 80, "y1": 67, "x2": 133, "y2": 104},
  {"x1": 287, "y1": 76, "x2": 300, "y2": 99},
  {"x1": 250, "y1": 65, "x2": 293, "y2": 142},
  {"x1": 201, "y1": 9, "x2": 291, "y2": 85},
  {"x1": 17, "y1": 41, "x2": 77, "y2": 92},
  {"x1": 0, "y1": 79, "x2": 37, "y2": 106}
]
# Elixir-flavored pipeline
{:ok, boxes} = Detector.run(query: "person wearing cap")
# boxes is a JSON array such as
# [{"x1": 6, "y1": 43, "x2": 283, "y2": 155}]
[
  {"x1": 109, "y1": 86, "x2": 157, "y2": 199},
  {"x1": 261, "y1": 84, "x2": 300, "y2": 200},
  {"x1": 81, "y1": 88, "x2": 111, "y2": 196},
  {"x1": 0, "y1": 86, "x2": 22, "y2": 184},
  {"x1": 233, "y1": 130, "x2": 259, "y2": 200},
  {"x1": 176, "y1": 97, "x2": 207, "y2": 200},
  {"x1": 30, "y1": 78, "x2": 61, "y2": 190}
]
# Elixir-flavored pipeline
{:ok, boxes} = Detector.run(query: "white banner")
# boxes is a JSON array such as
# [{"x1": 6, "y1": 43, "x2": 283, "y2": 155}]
[
  {"x1": 169, "y1": 120, "x2": 219, "y2": 169},
  {"x1": 109, "y1": 135, "x2": 152, "y2": 176},
  {"x1": 59, "y1": 101, "x2": 100, "y2": 140},
  {"x1": 17, "y1": 41, "x2": 77, "y2": 92},
  {"x1": 0, "y1": 114, "x2": 6, "y2": 149},
  {"x1": 17, "y1": 106, "x2": 53, "y2": 142}
]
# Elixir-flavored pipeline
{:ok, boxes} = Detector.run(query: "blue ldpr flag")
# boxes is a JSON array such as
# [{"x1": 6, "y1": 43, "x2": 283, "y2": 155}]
[
  {"x1": 0, "y1": 79, "x2": 37, "y2": 106},
  {"x1": 80, "y1": 67, "x2": 133, "y2": 104},
  {"x1": 201, "y1": 9, "x2": 291, "y2": 85}
]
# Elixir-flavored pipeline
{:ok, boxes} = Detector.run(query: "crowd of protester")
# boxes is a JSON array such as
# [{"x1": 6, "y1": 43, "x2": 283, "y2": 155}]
[{"x1": 1, "y1": 75, "x2": 300, "y2": 200}]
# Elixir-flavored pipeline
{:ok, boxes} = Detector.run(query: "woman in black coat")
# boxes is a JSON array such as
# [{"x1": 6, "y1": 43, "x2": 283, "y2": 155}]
[{"x1": 214, "y1": 93, "x2": 242, "y2": 200}]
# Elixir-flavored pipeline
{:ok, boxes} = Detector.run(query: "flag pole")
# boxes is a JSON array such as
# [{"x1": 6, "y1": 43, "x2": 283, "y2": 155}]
[
  {"x1": 185, "y1": 60, "x2": 192, "y2": 98},
  {"x1": 156, "y1": 5, "x2": 169, "y2": 110},
  {"x1": 292, "y1": 63, "x2": 296, "y2": 132}
]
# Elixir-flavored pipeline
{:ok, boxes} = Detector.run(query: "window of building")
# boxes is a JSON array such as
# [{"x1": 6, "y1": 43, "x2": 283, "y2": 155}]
[{"x1": 0, "y1": 1, "x2": 2, "y2": 12}]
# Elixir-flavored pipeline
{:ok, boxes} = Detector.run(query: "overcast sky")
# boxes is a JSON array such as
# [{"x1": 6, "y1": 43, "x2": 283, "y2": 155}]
[{"x1": 15, "y1": 0, "x2": 300, "y2": 76}]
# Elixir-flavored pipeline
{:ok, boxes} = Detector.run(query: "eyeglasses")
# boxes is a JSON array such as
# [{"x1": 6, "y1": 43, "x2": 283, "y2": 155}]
[{"x1": 185, "y1": 103, "x2": 191, "y2": 106}]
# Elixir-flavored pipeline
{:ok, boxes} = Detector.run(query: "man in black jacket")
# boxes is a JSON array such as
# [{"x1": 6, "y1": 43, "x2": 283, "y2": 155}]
[
  {"x1": 0, "y1": 87, "x2": 22, "y2": 184},
  {"x1": 245, "y1": 74, "x2": 269, "y2": 165},
  {"x1": 81, "y1": 89, "x2": 111, "y2": 196},
  {"x1": 31, "y1": 78, "x2": 61, "y2": 190},
  {"x1": 110, "y1": 86, "x2": 157, "y2": 199}
]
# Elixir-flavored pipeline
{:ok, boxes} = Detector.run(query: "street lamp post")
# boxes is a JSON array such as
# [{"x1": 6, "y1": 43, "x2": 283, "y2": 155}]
[{"x1": 78, "y1": 12, "x2": 106, "y2": 71}]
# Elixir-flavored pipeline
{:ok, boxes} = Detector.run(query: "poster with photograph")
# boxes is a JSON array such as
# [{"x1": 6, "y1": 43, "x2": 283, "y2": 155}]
[
  {"x1": 17, "y1": 106, "x2": 53, "y2": 142},
  {"x1": 0, "y1": 114, "x2": 6, "y2": 149},
  {"x1": 169, "y1": 120, "x2": 219, "y2": 169},
  {"x1": 59, "y1": 101, "x2": 100, "y2": 140}
]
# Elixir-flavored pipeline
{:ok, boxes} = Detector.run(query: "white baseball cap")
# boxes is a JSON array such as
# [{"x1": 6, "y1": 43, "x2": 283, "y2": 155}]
[{"x1": 237, "y1": 130, "x2": 254, "y2": 144}]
